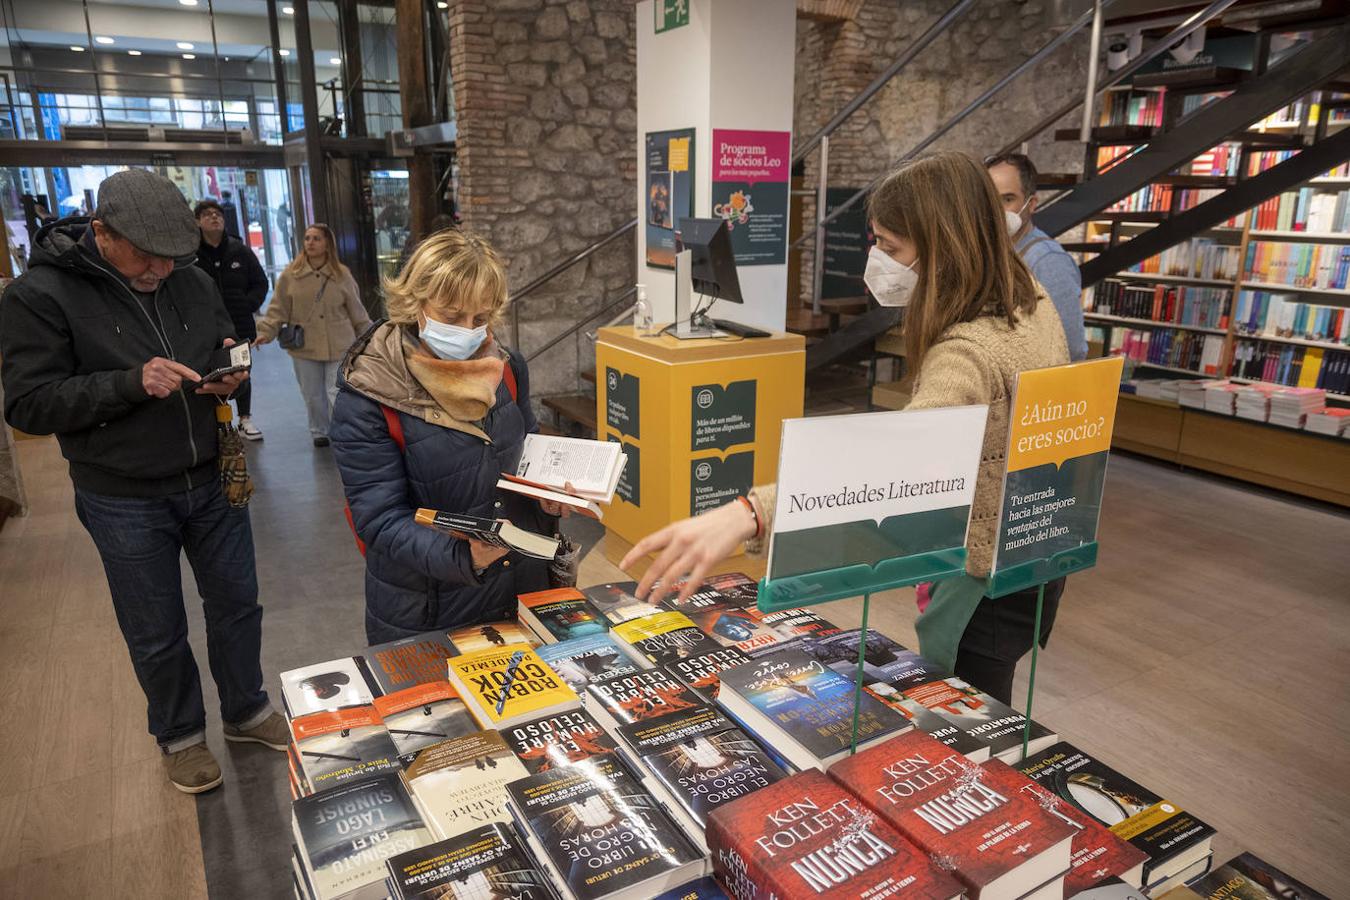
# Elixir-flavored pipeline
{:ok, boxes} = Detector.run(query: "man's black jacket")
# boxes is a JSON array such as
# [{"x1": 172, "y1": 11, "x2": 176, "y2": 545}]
[
  {"x1": 1, "y1": 217, "x2": 237, "y2": 497},
  {"x1": 194, "y1": 234, "x2": 269, "y2": 338}
]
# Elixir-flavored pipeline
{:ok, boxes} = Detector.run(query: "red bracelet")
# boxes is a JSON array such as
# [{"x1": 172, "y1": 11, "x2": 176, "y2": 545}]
[{"x1": 736, "y1": 495, "x2": 762, "y2": 539}]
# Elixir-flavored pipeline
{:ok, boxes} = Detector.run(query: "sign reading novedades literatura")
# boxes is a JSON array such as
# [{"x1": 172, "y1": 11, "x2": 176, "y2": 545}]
[
  {"x1": 991, "y1": 356, "x2": 1124, "y2": 574},
  {"x1": 766, "y1": 407, "x2": 986, "y2": 581}
]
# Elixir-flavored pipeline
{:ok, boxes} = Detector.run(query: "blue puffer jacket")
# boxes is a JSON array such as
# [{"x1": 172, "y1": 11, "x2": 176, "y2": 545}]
[{"x1": 330, "y1": 321, "x2": 554, "y2": 644}]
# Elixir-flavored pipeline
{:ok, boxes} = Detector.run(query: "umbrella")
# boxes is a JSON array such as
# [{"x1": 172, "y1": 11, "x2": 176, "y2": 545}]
[{"x1": 216, "y1": 402, "x2": 253, "y2": 507}]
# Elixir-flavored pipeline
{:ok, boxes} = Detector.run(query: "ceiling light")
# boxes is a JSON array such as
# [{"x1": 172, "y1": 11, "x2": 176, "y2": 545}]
[
  {"x1": 177, "y1": 41, "x2": 194, "y2": 50},
  {"x1": 128, "y1": 49, "x2": 142, "y2": 56},
  {"x1": 282, "y1": 5, "x2": 294, "y2": 13},
  {"x1": 95, "y1": 36, "x2": 114, "y2": 45},
  {"x1": 179, "y1": 0, "x2": 199, "y2": 5},
  {"x1": 279, "y1": 48, "x2": 291, "y2": 57},
  {"x1": 182, "y1": 53, "x2": 196, "y2": 59},
  {"x1": 436, "y1": 1, "x2": 447, "y2": 7},
  {"x1": 329, "y1": 56, "x2": 341, "y2": 65},
  {"x1": 70, "y1": 45, "x2": 85, "y2": 52}
]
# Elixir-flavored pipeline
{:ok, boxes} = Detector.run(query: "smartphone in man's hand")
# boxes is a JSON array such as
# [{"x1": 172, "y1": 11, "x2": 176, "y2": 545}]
[{"x1": 194, "y1": 342, "x2": 252, "y2": 387}]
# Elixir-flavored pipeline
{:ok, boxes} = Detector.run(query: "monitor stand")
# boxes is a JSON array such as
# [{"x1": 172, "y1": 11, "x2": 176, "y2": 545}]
[{"x1": 673, "y1": 249, "x2": 725, "y2": 340}]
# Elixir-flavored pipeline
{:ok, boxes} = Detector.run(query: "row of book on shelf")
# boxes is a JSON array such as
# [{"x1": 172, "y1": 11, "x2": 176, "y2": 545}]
[
  {"x1": 1126, "y1": 239, "x2": 1240, "y2": 282},
  {"x1": 1097, "y1": 87, "x2": 1164, "y2": 129},
  {"x1": 1089, "y1": 281, "x2": 1231, "y2": 330},
  {"x1": 277, "y1": 574, "x2": 1329, "y2": 900},
  {"x1": 1087, "y1": 282, "x2": 1350, "y2": 347},
  {"x1": 1125, "y1": 378, "x2": 1349, "y2": 435},
  {"x1": 1249, "y1": 185, "x2": 1350, "y2": 233},
  {"x1": 1243, "y1": 241, "x2": 1350, "y2": 291},
  {"x1": 1101, "y1": 327, "x2": 1225, "y2": 377}
]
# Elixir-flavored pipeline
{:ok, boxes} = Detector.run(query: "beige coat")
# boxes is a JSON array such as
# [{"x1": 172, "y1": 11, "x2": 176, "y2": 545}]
[
  {"x1": 257, "y1": 262, "x2": 373, "y2": 362},
  {"x1": 752, "y1": 289, "x2": 1069, "y2": 577}
]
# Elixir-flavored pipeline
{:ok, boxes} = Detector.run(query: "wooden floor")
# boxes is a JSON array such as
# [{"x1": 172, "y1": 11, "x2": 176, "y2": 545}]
[{"x1": 1, "y1": 380, "x2": 1347, "y2": 896}]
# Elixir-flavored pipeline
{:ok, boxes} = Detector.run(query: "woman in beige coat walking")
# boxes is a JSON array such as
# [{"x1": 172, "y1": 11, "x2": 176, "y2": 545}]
[{"x1": 256, "y1": 224, "x2": 373, "y2": 446}]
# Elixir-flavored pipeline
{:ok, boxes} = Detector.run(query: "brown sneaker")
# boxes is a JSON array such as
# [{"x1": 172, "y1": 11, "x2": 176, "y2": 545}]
[
  {"x1": 223, "y1": 711, "x2": 289, "y2": 751},
  {"x1": 163, "y1": 743, "x2": 223, "y2": 794}
]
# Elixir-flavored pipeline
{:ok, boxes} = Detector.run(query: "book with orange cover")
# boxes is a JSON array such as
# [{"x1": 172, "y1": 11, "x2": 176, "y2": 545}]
[
  {"x1": 289, "y1": 705, "x2": 401, "y2": 791},
  {"x1": 370, "y1": 681, "x2": 478, "y2": 760}
]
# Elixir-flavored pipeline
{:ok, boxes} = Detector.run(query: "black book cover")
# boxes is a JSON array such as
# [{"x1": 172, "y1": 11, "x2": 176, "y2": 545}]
[
  {"x1": 657, "y1": 583, "x2": 738, "y2": 615},
  {"x1": 1016, "y1": 741, "x2": 1216, "y2": 882},
  {"x1": 502, "y1": 708, "x2": 619, "y2": 774},
  {"x1": 618, "y1": 705, "x2": 787, "y2": 827},
  {"x1": 292, "y1": 773, "x2": 433, "y2": 899},
  {"x1": 586, "y1": 667, "x2": 703, "y2": 726},
  {"x1": 507, "y1": 756, "x2": 702, "y2": 900},
  {"x1": 666, "y1": 648, "x2": 752, "y2": 703},
  {"x1": 800, "y1": 628, "x2": 942, "y2": 691},
  {"x1": 703, "y1": 572, "x2": 759, "y2": 608},
  {"x1": 385, "y1": 822, "x2": 557, "y2": 900},
  {"x1": 1191, "y1": 851, "x2": 1331, "y2": 900}
]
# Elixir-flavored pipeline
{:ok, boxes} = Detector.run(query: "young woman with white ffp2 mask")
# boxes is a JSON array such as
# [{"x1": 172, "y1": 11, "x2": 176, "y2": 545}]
[{"x1": 620, "y1": 151, "x2": 1072, "y2": 705}]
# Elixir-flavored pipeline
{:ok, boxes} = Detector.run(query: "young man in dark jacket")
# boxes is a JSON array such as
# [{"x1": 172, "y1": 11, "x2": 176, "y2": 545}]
[
  {"x1": 0, "y1": 169, "x2": 287, "y2": 794},
  {"x1": 194, "y1": 199, "x2": 269, "y2": 439}
]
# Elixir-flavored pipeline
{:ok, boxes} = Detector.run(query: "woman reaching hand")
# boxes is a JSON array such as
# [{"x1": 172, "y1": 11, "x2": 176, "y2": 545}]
[{"x1": 621, "y1": 150, "x2": 1070, "y2": 705}]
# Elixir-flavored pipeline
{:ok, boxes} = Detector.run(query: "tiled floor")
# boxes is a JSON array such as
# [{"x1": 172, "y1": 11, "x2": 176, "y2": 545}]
[{"x1": 1, "y1": 346, "x2": 1347, "y2": 898}]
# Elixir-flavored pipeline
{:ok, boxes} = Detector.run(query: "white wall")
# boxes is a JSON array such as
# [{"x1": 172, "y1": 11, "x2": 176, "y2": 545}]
[{"x1": 635, "y1": 0, "x2": 796, "y2": 332}]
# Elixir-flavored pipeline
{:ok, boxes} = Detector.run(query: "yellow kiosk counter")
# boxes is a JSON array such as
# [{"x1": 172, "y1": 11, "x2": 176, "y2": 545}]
[{"x1": 594, "y1": 326, "x2": 806, "y2": 550}]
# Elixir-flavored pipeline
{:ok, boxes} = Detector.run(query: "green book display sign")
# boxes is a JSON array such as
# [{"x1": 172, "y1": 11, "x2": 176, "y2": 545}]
[
  {"x1": 760, "y1": 405, "x2": 987, "y2": 610},
  {"x1": 988, "y1": 356, "x2": 1125, "y2": 598}
]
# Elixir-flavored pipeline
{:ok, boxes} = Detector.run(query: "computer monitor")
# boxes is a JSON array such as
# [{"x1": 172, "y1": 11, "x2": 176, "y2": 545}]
[{"x1": 677, "y1": 217, "x2": 742, "y2": 304}]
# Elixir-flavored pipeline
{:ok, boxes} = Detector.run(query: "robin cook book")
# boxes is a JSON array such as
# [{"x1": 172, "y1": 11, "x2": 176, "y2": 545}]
[
  {"x1": 447, "y1": 643, "x2": 579, "y2": 730},
  {"x1": 705, "y1": 769, "x2": 963, "y2": 900},
  {"x1": 828, "y1": 730, "x2": 1075, "y2": 900}
]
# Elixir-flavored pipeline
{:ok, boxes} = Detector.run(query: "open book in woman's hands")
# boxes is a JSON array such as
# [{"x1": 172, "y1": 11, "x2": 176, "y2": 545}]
[
  {"x1": 413, "y1": 509, "x2": 561, "y2": 560},
  {"x1": 496, "y1": 434, "x2": 628, "y2": 519}
]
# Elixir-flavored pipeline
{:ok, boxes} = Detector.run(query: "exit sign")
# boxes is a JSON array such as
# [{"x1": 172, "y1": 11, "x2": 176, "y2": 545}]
[{"x1": 655, "y1": 0, "x2": 688, "y2": 33}]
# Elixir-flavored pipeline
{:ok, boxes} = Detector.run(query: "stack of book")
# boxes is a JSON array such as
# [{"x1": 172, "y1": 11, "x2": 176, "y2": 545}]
[
  {"x1": 1233, "y1": 383, "x2": 1275, "y2": 422},
  {"x1": 1134, "y1": 379, "x2": 1182, "y2": 403},
  {"x1": 1203, "y1": 381, "x2": 1239, "y2": 415},
  {"x1": 279, "y1": 573, "x2": 1331, "y2": 900},
  {"x1": 1269, "y1": 387, "x2": 1326, "y2": 428},
  {"x1": 1305, "y1": 407, "x2": 1350, "y2": 436},
  {"x1": 1176, "y1": 379, "x2": 1221, "y2": 409}
]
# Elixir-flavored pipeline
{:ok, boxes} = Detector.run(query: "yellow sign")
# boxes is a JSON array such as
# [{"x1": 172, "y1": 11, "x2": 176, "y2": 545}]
[
  {"x1": 668, "y1": 137, "x2": 690, "y2": 173},
  {"x1": 1005, "y1": 356, "x2": 1124, "y2": 473}
]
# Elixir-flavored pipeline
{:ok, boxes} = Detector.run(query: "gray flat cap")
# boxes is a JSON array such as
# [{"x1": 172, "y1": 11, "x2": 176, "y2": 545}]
[{"x1": 94, "y1": 168, "x2": 200, "y2": 261}]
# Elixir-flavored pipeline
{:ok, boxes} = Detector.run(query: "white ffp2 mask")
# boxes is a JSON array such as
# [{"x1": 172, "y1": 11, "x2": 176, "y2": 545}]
[{"x1": 864, "y1": 245, "x2": 918, "y2": 308}]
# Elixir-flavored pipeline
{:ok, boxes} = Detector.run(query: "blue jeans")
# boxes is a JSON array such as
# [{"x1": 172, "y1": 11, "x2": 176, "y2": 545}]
[{"x1": 75, "y1": 480, "x2": 270, "y2": 752}]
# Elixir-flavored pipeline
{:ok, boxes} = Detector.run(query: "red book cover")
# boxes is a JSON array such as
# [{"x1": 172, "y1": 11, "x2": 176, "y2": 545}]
[
  {"x1": 987, "y1": 759, "x2": 1148, "y2": 894},
  {"x1": 828, "y1": 730, "x2": 1075, "y2": 900},
  {"x1": 707, "y1": 769, "x2": 963, "y2": 900}
]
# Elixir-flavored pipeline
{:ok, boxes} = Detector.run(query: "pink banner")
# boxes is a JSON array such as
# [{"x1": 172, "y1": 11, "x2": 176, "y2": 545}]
[{"x1": 712, "y1": 130, "x2": 791, "y2": 185}]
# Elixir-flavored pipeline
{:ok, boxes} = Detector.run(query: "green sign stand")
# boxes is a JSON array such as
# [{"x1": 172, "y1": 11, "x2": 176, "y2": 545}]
[
  {"x1": 986, "y1": 541, "x2": 1101, "y2": 760},
  {"x1": 755, "y1": 546, "x2": 968, "y2": 755}
]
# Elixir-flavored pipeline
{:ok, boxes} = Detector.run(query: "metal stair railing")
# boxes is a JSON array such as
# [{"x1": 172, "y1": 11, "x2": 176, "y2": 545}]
[
  {"x1": 508, "y1": 217, "x2": 638, "y2": 350},
  {"x1": 801, "y1": 0, "x2": 1266, "y2": 372},
  {"x1": 506, "y1": 0, "x2": 979, "y2": 358},
  {"x1": 794, "y1": 0, "x2": 979, "y2": 315},
  {"x1": 1036, "y1": 24, "x2": 1350, "y2": 237},
  {"x1": 524, "y1": 286, "x2": 638, "y2": 365}
]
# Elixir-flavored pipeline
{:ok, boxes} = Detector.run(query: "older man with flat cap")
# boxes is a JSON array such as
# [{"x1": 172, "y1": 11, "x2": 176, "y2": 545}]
[{"x1": 0, "y1": 168, "x2": 287, "y2": 793}]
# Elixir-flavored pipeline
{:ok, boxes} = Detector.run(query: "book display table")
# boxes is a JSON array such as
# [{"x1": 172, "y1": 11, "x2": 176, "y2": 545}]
[{"x1": 593, "y1": 326, "x2": 805, "y2": 546}]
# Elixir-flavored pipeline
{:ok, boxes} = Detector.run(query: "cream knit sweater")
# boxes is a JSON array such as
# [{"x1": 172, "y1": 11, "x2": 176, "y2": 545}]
[{"x1": 752, "y1": 290, "x2": 1069, "y2": 577}]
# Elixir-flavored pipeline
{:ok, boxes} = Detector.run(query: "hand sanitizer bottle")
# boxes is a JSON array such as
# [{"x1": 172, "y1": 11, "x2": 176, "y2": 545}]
[{"x1": 633, "y1": 284, "x2": 652, "y2": 335}]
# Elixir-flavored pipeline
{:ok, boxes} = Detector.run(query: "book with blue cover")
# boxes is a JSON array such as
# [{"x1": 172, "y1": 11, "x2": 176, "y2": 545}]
[
  {"x1": 536, "y1": 633, "x2": 645, "y2": 694},
  {"x1": 714, "y1": 648, "x2": 908, "y2": 770}
]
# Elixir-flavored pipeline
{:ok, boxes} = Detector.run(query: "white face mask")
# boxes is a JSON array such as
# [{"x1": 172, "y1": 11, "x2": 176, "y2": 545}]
[
  {"x1": 864, "y1": 245, "x2": 918, "y2": 308},
  {"x1": 1006, "y1": 196, "x2": 1032, "y2": 236},
  {"x1": 420, "y1": 315, "x2": 488, "y2": 361}
]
